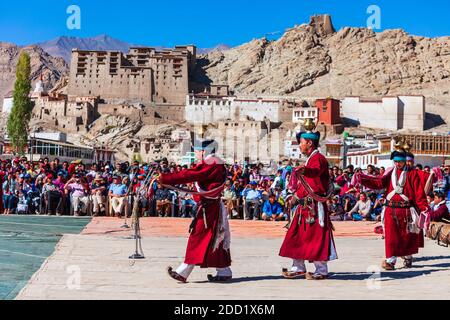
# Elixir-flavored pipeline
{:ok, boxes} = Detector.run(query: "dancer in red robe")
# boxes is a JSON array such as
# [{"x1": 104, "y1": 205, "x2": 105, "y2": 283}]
[
  {"x1": 354, "y1": 150, "x2": 429, "y2": 270},
  {"x1": 406, "y1": 152, "x2": 435, "y2": 196},
  {"x1": 279, "y1": 124, "x2": 337, "y2": 280},
  {"x1": 405, "y1": 151, "x2": 431, "y2": 249},
  {"x1": 158, "y1": 139, "x2": 232, "y2": 283}
]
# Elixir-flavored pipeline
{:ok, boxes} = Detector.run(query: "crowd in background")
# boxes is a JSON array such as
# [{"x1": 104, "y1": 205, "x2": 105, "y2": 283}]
[{"x1": 1, "y1": 156, "x2": 450, "y2": 223}]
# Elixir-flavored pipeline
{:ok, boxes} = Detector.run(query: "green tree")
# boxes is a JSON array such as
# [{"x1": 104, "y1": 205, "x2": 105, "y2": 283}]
[{"x1": 7, "y1": 51, "x2": 33, "y2": 155}]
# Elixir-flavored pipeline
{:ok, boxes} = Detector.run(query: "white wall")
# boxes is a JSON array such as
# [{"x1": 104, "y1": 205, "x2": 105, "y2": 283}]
[
  {"x1": 342, "y1": 96, "x2": 425, "y2": 131},
  {"x1": 414, "y1": 155, "x2": 444, "y2": 168},
  {"x1": 185, "y1": 96, "x2": 291, "y2": 124},
  {"x1": 342, "y1": 97, "x2": 399, "y2": 130},
  {"x1": 2, "y1": 98, "x2": 13, "y2": 114},
  {"x1": 32, "y1": 132, "x2": 67, "y2": 142},
  {"x1": 399, "y1": 96, "x2": 425, "y2": 130},
  {"x1": 347, "y1": 154, "x2": 378, "y2": 169}
]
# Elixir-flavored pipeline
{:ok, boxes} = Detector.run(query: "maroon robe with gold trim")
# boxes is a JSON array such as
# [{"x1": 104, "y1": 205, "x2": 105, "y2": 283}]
[
  {"x1": 279, "y1": 151, "x2": 337, "y2": 262},
  {"x1": 414, "y1": 168, "x2": 430, "y2": 248},
  {"x1": 360, "y1": 168, "x2": 428, "y2": 258},
  {"x1": 160, "y1": 156, "x2": 231, "y2": 268},
  {"x1": 416, "y1": 169, "x2": 433, "y2": 195}
]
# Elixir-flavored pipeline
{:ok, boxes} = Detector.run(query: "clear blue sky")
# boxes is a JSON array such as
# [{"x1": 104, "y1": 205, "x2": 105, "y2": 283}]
[{"x1": 1, "y1": 0, "x2": 449, "y2": 48}]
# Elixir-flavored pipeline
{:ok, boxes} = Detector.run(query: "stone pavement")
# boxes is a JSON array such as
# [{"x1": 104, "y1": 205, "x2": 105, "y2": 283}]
[
  {"x1": 81, "y1": 217, "x2": 379, "y2": 238},
  {"x1": 16, "y1": 218, "x2": 450, "y2": 300}
]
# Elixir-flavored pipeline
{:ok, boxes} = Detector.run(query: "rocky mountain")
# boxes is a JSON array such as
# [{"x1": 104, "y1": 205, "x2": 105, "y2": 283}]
[
  {"x1": 2, "y1": 14, "x2": 450, "y2": 160},
  {"x1": 37, "y1": 34, "x2": 230, "y2": 63},
  {"x1": 0, "y1": 42, "x2": 68, "y2": 112},
  {"x1": 197, "y1": 44, "x2": 231, "y2": 54},
  {"x1": 37, "y1": 34, "x2": 136, "y2": 63},
  {"x1": 195, "y1": 15, "x2": 450, "y2": 129}
]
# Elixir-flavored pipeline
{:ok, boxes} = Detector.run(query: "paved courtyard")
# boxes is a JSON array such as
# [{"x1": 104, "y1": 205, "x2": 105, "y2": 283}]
[{"x1": 16, "y1": 218, "x2": 450, "y2": 300}]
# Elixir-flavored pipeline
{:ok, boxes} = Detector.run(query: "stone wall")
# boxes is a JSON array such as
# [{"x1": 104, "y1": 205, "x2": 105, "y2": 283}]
[
  {"x1": 32, "y1": 95, "x2": 99, "y2": 132},
  {"x1": 185, "y1": 95, "x2": 295, "y2": 124},
  {"x1": 97, "y1": 103, "x2": 157, "y2": 124}
]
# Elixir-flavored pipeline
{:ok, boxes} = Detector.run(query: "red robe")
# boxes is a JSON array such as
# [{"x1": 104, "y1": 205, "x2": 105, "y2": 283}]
[
  {"x1": 360, "y1": 168, "x2": 428, "y2": 258},
  {"x1": 413, "y1": 168, "x2": 432, "y2": 248},
  {"x1": 160, "y1": 156, "x2": 231, "y2": 268},
  {"x1": 416, "y1": 169, "x2": 432, "y2": 195},
  {"x1": 0, "y1": 171, "x2": 5, "y2": 213},
  {"x1": 335, "y1": 175, "x2": 352, "y2": 197},
  {"x1": 430, "y1": 202, "x2": 450, "y2": 222},
  {"x1": 279, "y1": 151, "x2": 337, "y2": 262}
]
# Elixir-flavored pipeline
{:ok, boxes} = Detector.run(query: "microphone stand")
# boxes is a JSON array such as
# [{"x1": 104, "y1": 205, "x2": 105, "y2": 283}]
[
  {"x1": 129, "y1": 167, "x2": 156, "y2": 260},
  {"x1": 121, "y1": 170, "x2": 139, "y2": 229}
]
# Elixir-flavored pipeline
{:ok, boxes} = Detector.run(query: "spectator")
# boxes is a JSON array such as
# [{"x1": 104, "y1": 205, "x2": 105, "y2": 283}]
[
  {"x1": 372, "y1": 193, "x2": 386, "y2": 221},
  {"x1": 53, "y1": 172, "x2": 67, "y2": 215},
  {"x1": 427, "y1": 194, "x2": 435, "y2": 210},
  {"x1": 270, "y1": 169, "x2": 285, "y2": 190},
  {"x1": 2, "y1": 172, "x2": 18, "y2": 215},
  {"x1": 430, "y1": 192, "x2": 450, "y2": 222},
  {"x1": 154, "y1": 182, "x2": 172, "y2": 217},
  {"x1": 91, "y1": 174, "x2": 107, "y2": 216},
  {"x1": 222, "y1": 181, "x2": 238, "y2": 218},
  {"x1": 65, "y1": 174, "x2": 91, "y2": 216},
  {"x1": 346, "y1": 192, "x2": 373, "y2": 221},
  {"x1": 261, "y1": 194, "x2": 285, "y2": 221},
  {"x1": 42, "y1": 174, "x2": 62, "y2": 215},
  {"x1": 242, "y1": 181, "x2": 262, "y2": 220},
  {"x1": 108, "y1": 176, "x2": 128, "y2": 217},
  {"x1": 443, "y1": 166, "x2": 450, "y2": 198},
  {"x1": 336, "y1": 167, "x2": 354, "y2": 197},
  {"x1": 328, "y1": 195, "x2": 344, "y2": 221},
  {"x1": 180, "y1": 192, "x2": 196, "y2": 218}
]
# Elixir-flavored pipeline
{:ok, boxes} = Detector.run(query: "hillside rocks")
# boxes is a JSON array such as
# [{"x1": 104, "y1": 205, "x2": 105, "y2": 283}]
[
  {"x1": 0, "y1": 42, "x2": 68, "y2": 108},
  {"x1": 197, "y1": 15, "x2": 450, "y2": 125}
]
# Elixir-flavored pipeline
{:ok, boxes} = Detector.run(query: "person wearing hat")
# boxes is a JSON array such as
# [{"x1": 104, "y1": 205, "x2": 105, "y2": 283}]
[
  {"x1": 328, "y1": 195, "x2": 344, "y2": 221},
  {"x1": 108, "y1": 176, "x2": 128, "y2": 217},
  {"x1": 91, "y1": 174, "x2": 107, "y2": 216},
  {"x1": 158, "y1": 139, "x2": 232, "y2": 283},
  {"x1": 279, "y1": 120, "x2": 337, "y2": 280},
  {"x1": 65, "y1": 174, "x2": 91, "y2": 217},
  {"x1": 261, "y1": 193, "x2": 285, "y2": 221},
  {"x1": 354, "y1": 149, "x2": 429, "y2": 270}
]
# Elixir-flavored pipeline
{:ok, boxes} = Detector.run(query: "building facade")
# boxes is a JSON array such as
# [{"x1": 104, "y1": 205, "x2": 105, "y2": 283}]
[
  {"x1": 67, "y1": 46, "x2": 196, "y2": 105},
  {"x1": 185, "y1": 94, "x2": 298, "y2": 124},
  {"x1": 32, "y1": 94, "x2": 99, "y2": 133},
  {"x1": 292, "y1": 106, "x2": 318, "y2": 123},
  {"x1": 316, "y1": 98, "x2": 342, "y2": 125},
  {"x1": 1, "y1": 133, "x2": 112, "y2": 164},
  {"x1": 214, "y1": 121, "x2": 284, "y2": 164},
  {"x1": 342, "y1": 95, "x2": 425, "y2": 131}
]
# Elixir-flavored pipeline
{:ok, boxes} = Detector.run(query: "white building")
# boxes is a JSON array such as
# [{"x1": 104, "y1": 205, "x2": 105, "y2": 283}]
[
  {"x1": 185, "y1": 94, "x2": 296, "y2": 124},
  {"x1": 342, "y1": 95, "x2": 425, "y2": 131},
  {"x1": 284, "y1": 140, "x2": 301, "y2": 159},
  {"x1": 346, "y1": 147, "x2": 381, "y2": 169},
  {"x1": 2, "y1": 97, "x2": 13, "y2": 114},
  {"x1": 292, "y1": 106, "x2": 318, "y2": 123}
]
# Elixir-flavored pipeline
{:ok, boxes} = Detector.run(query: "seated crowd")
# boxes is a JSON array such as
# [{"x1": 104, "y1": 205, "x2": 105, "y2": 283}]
[{"x1": 0, "y1": 157, "x2": 449, "y2": 223}]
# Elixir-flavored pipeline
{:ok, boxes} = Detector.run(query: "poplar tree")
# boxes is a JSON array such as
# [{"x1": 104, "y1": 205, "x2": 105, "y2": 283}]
[{"x1": 7, "y1": 51, "x2": 33, "y2": 154}]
